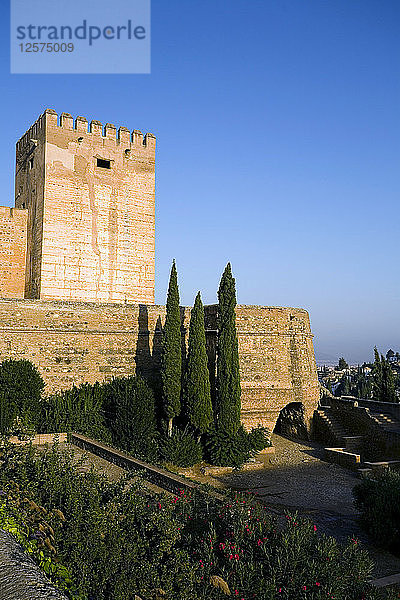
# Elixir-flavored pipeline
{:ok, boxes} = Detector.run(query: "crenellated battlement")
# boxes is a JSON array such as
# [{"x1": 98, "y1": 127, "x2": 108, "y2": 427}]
[
  {"x1": 18, "y1": 108, "x2": 156, "y2": 151},
  {"x1": 16, "y1": 108, "x2": 156, "y2": 154},
  {"x1": 16, "y1": 113, "x2": 46, "y2": 152}
]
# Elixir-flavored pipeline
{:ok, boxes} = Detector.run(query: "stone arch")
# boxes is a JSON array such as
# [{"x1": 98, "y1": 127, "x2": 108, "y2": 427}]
[{"x1": 273, "y1": 402, "x2": 308, "y2": 439}]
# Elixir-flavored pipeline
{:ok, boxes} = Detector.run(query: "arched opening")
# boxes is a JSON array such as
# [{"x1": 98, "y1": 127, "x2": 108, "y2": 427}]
[{"x1": 273, "y1": 402, "x2": 308, "y2": 439}]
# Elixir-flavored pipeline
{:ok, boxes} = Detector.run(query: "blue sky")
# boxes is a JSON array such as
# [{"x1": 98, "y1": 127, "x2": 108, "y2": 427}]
[{"x1": 1, "y1": 1, "x2": 399, "y2": 364}]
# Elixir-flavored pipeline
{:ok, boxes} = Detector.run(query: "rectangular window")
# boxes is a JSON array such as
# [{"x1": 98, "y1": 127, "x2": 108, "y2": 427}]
[
  {"x1": 97, "y1": 158, "x2": 111, "y2": 169},
  {"x1": 29, "y1": 157, "x2": 34, "y2": 169}
]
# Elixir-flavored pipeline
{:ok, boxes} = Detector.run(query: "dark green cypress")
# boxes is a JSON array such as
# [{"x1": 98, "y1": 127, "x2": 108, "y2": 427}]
[
  {"x1": 184, "y1": 292, "x2": 213, "y2": 437},
  {"x1": 372, "y1": 347, "x2": 383, "y2": 401},
  {"x1": 381, "y1": 355, "x2": 397, "y2": 403},
  {"x1": 216, "y1": 263, "x2": 241, "y2": 435},
  {"x1": 161, "y1": 260, "x2": 182, "y2": 435}
]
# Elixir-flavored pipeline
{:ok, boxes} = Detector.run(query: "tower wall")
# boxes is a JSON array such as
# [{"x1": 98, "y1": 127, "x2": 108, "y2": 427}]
[
  {"x1": 15, "y1": 109, "x2": 156, "y2": 303},
  {"x1": 0, "y1": 208, "x2": 28, "y2": 298}
]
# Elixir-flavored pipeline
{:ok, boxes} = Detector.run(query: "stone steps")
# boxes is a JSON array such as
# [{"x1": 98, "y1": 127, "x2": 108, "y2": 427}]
[
  {"x1": 370, "y1": 411, "x2": 400, "y2": 433},
  {"x1": 316, "y1": 409, "x2": 349, "y2": 445}
]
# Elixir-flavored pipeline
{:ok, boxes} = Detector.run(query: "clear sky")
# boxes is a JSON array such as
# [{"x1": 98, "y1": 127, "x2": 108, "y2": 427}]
[{"x1": 1, "y1": 1, "x2": 399, "y2": 364}]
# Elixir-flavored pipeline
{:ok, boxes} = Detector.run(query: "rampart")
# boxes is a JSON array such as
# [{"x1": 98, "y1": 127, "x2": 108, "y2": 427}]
[{"x1": 0, "y1": 299, "x2": 319, "y2": 431}]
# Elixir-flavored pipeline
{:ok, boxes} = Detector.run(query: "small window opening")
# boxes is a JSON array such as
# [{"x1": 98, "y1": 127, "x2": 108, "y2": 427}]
[
  {"x1": 29, "y1": 157, "x2": 34, "y2": 169},
  {"x1": 97, "y1": 158, "x2": 111, "y2": 169}
]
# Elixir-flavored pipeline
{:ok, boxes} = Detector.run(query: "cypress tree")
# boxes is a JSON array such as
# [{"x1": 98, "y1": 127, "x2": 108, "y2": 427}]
[
  {"x1": 372, "y1": 347, "x2": 396, "y2": 402},
  {"x1": 216, "y1": 263, "x2": 241, "y2": 435},
  {"x1": 184, "y1": 292, "x2": 213, "y2": 438},
  {"x1": 161, "y1": 260, "x2": 182, "y2": 436},
  {"x1": 372, "y1": 347, "x2": 384, "y2": 401},
  {"x1": 381, "y1": 356, "x2": 397, "y2": 403}
]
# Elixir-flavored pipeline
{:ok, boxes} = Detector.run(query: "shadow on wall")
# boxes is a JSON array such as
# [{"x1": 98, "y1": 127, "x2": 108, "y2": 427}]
[
  {"x1": 274, "y1": 402, "x2": 308, "y2": 440},
  {"x1": 135, "y1": 305, "x2": 162, "y2": 396},
  {"x1": 134, "y1": 305, "x2": 188, "y2": 404}
]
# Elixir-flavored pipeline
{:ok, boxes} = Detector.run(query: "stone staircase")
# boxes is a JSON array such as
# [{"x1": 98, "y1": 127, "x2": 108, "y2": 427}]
[
  {"x1": 317, "y1": 403, "x2": 400, "y2": 475},
  {"x1": 316, "y1": 408, "x2": 355, "y2": 447},
  {"x1": 369, "y1": 411, "x2": 400, "y2": 433}
]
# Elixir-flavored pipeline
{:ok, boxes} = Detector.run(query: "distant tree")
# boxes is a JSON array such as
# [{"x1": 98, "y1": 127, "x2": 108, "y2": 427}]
[
  {"x1": 183, "y1": 292, "x2": 213, "y2": 439},
  {"x1": 216, "y1": 263, "x2": 241, "y2": 435},
  {"x1": 372, "y1": 347, "x2": 396, "y2": 403},
  {"x1": 372, "y1": 348, "x2": 383, "y2": 401},
  {"x1": 338, "y1": 357, "x2": 349, "y2": 370},
  {"x1": 335, "y1": 374, "x2": 351, "y2": 397},
  {"x1": 161, "y1": 260, "x2": 182, "y2": 436}
]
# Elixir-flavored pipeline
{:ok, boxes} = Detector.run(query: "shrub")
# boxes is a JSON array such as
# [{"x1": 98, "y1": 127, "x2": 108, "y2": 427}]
[
  {"x1": 247, "y1": 425, "x2": 271, "y2": 452},
  {"x1": 39, "y1": 382, "x2": 110, "y2": 441},
  {"x1": 160, "y1": 427, "x2": 202, "y2": 467},
  {"x1": 0, "y1": 359, "x2": 45, "y2": 432},
  {"x1": 0, "y1": 443, "x2": 391, "y2": 600},
  {"x1": 353, "y1": 469, "x2": 400, "y2": 552},
  {"x1": 103, "y1": 376, "x2": 159, "y2": 462},
  {"x1": 205, "y1": 425, "x2": 270, "y2": 468}
]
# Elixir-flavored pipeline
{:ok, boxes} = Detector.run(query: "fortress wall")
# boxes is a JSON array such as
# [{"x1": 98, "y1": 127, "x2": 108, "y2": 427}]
[
  {"x1": 0, "y1": 208, "x2": 28, "y2": 298},
  {"x1": 205, "y1": 305, "x2": 320, "y2": 430},
  {"x1": 0, "y1": 299, "x2": 319, "y2": 431}
]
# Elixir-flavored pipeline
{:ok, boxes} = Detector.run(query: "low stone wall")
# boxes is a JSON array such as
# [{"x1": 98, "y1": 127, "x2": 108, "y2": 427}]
[
  {"x1": 69, "y1": 433, "x2": 202, "y2": 495},
  {"x1": 324, "y1": 447, "x2": 361, "y2": 470},
  {"x1": 328, "y1": 397, "x2": 400, "y2": 459},
  {"x1": 356, "y1": 398, "x2": 400, "y2": 421},
  {"x1": 0, "y1": 529, "x2": 68, "y2": 600}
]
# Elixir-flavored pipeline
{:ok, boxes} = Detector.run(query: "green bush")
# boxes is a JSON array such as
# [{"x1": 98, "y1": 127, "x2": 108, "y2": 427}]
[
  {"x1": 0, "y1": 442, "x2": 391, "y2": 600},
  {"x1": 160, "y1": 427, "x2": 202, "y2": 467},
  {"x1": 353, "y1": 469, "x2": 400, "y2": 552},
  {"x1": 39, "y1": 382, "x2": 110, "y2": 441},
  {"x1": 205, "y1": 425, "x2": 270, "y2": 468},
  {"x1": 103, "y1": 376, "x2": 159, "y2": 462},
  {"x1": 0, "y1": 359, "x2": 45, "y2": 434},
  {"x1": 247, "y1": 424, "x2": 271, "y2": 452}
]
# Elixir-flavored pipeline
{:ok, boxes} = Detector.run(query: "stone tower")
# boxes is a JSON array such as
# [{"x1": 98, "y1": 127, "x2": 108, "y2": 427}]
[{"x1": 14, "y1": 109, "x2": 155, "y2": 303}]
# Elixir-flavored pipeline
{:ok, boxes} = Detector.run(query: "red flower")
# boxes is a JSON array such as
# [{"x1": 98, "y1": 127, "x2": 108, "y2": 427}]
[
  {"x1": 302, "y1": 585, "x2": 307, "y2": 591},
  {"x1": 315, "y1": 582, "x2": 320, "y2": 586}
]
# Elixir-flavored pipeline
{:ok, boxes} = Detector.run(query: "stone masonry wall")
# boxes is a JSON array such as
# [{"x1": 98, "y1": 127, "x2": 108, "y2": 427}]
[
  {"x1": 0, "y1": 299, "x2": 319, "y2": 432},
  {"x1": 14, "y1": 109, "x2": 155, "y2": 303},
  {"x1": 0, "y1": 207, "x2": 28, "y2": 298}
]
